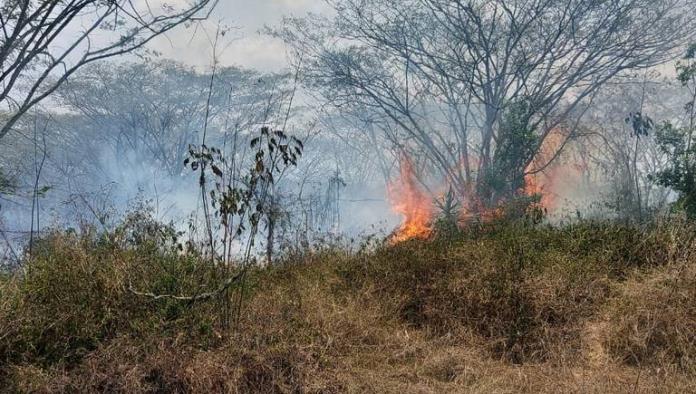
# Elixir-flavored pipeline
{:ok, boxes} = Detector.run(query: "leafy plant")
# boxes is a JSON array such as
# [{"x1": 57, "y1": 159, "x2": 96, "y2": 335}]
[
  {"x1": 129, "y1": 126, "x2": 305, "y2": 329},
  {"x1": 651, "y1": 44, "x2": 696, "y2": 216},
  {"x1": 480, "y1": 99, "x2": 539, "y2": 207},
  {"x1": 184, "y1": 126, "x2": 304, "y2": 255}
]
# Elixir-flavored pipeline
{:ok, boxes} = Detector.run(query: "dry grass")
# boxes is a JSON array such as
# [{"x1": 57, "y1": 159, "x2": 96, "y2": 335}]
[
  {"x1": 1, "y1": 219, "x2": 695, "y2": 392},
  {"x1": 602, "y1": 261, "x2": 696, "y2": 371}
]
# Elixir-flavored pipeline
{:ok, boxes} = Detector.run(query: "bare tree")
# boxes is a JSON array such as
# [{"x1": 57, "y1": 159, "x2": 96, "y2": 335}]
[
  {"x1": 579, "y1": 74, "x2": 679, "y2": 220},
  {"x1": 53, "y1": 60, "x2": 288, "y2": 177},
  {"x1": 0, "y1": 0, "x2": 218, "y2": 140},
  {"x1": 276, "y1": 0, "x2": 696, "y2": 208}
]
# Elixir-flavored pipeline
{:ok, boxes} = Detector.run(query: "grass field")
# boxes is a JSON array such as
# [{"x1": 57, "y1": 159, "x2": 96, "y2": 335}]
[{"x1": 1, "y1": 218, "x2": 694, "y2": 393}]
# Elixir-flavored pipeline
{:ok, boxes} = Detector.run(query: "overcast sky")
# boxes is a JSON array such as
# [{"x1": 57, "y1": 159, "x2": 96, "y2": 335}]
[{"x1": 147, "y1": 0, "x2": 330, "y2": 72}]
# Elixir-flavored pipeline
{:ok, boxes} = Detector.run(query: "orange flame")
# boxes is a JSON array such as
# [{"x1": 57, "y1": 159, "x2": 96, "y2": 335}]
[
  {"x1": 388, "y1": 129, "x2": 583, "y2": 242},
  {"x1": 388, "y1": 157, "x2": 434, "y2": 243},
  {"x1": 523, "y1": 129, "x2": 580, "y2": 211}
]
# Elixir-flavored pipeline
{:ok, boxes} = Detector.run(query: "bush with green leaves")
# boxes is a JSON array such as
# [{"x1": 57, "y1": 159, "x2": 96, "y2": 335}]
[
  {"x1": 651, "y1": 44, "x2": 696, "y2": 216},
  {"x1": 478, "y1": 99, "x2": 539, "y2": 207}
]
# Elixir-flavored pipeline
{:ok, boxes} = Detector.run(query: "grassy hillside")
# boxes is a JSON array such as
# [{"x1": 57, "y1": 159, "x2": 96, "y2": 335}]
[{"x1": 1, "y1": 219, "x2": 695, "y2": 393}]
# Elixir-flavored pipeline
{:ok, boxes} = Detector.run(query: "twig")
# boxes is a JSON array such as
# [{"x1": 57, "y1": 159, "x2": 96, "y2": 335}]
[
  {"x1": 0, "y1": 227, "x2": 19, "y2": 263},
  {"x1": 128, "y1": 270, "x2": 244, "y2": 303}
]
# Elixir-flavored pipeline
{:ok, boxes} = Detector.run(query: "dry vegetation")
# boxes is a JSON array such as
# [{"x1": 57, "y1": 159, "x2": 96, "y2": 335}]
[{"x1": 1, "y1": 218, "x2": 695, "y2": 393}]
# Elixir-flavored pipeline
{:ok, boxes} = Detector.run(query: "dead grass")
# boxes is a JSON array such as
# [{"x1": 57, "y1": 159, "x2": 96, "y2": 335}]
[
  {"x1": 1, "y1": 219, "x2": 695, "y2": 392},
  {"x1": 602, "y1": 260, "x2": 696, "y2": 371}
]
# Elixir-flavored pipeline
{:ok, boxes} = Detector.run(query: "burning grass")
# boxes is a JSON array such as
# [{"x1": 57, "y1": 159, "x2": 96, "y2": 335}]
[
  {"x1": 387, "y1": 137, "x2": 580, "y2": 244},
  {"x1": 1, "y1": 218, "x2": 695, "y2": 392},
  {"x1": 388, "y1": 157, "x2": 434, "y2": 243}
]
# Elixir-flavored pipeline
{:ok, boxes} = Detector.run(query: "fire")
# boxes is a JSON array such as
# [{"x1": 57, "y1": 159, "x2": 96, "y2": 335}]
[
  {"x1": 388, "y1": 157, "x2": 434, "y2": 243},
  {"x1": 523, "y1": 129, "x2": 582, "y2": 212},
  {"x1": 388, "y1": 129, "x2": 583, "y2": 243},
  {"x1": 524, "y1": 171, "x2": 556, "y2": 209},
  {"x1": 523, "y1": 131, "x2": 564, "y2": 209}
]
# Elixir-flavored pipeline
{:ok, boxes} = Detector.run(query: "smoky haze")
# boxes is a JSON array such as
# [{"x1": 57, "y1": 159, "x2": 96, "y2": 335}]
[{"x1": 1, "y1": 0, "x2": 695, "y2": 264}]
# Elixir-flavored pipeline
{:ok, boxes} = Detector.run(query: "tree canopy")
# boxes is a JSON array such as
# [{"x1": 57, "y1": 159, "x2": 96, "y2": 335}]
[{"x1": 276, "y1": 0, "x2": 696, "y2": 207}]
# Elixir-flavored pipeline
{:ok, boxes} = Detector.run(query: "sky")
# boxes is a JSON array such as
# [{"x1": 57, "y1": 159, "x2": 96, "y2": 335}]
[{"x1": 148, "y1": 0, "x2": 331, "y2": 72}]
